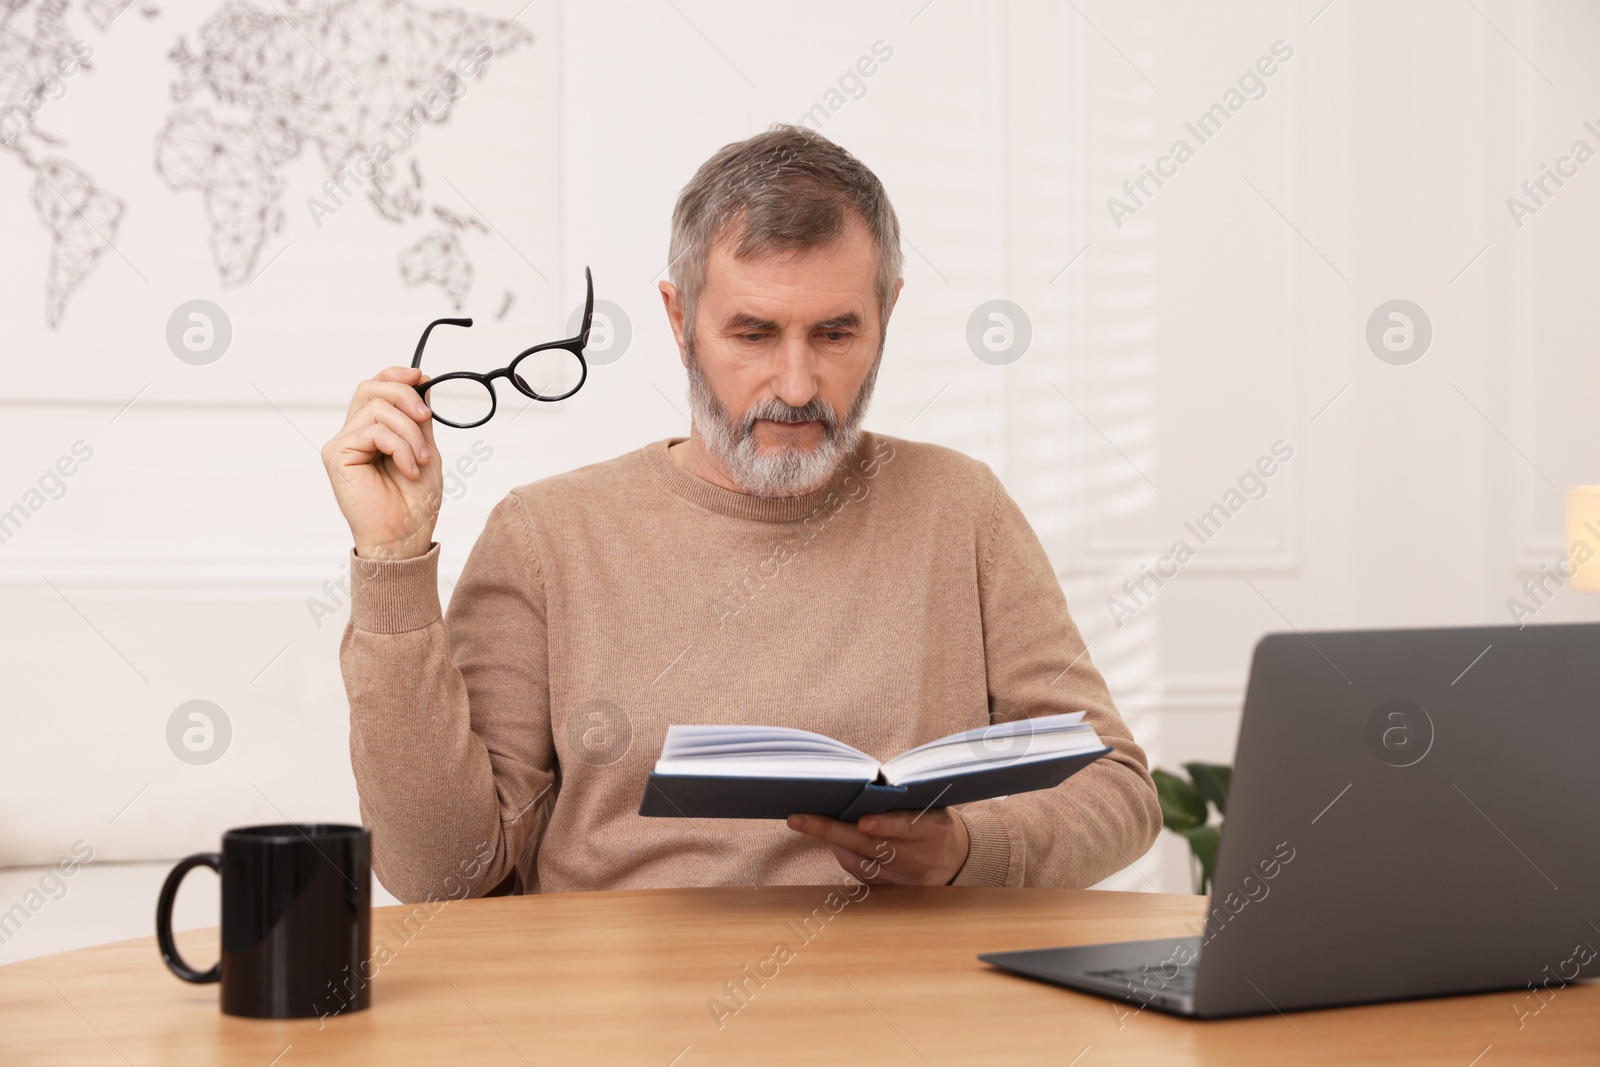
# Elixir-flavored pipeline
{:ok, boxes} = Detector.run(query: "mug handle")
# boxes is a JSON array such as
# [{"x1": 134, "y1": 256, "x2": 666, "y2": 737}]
[{"x1": 156, "y1": 852, "x2": 223, "y2": 983}]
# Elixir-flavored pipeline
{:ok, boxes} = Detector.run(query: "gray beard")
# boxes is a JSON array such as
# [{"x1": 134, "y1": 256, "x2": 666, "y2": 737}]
[{"x1": 684, "y1": 336, "x2": 881, "y2": 498}]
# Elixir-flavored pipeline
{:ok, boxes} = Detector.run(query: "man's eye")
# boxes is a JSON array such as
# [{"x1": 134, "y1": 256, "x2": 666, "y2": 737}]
[
  {"x1": 821, "y1": 331, "x2": 849, "y2": 343},
  {"x1": 740, "y1": 332, "x2": 766, "y2": 343}
]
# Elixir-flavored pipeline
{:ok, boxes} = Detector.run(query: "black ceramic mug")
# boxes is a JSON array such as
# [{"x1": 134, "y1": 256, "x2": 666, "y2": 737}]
[{"x1": 156, "y1": 823, "x2": 372, "y2": 1018}]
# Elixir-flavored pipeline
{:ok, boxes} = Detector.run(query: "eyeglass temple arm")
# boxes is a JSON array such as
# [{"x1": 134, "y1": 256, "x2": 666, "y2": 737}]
[
  {"x1": 578, "y1": 266, "x2": 595, "y2": 344},
  {"x1": 411, "y1": 317, "x2": 474, "y2": 369}
]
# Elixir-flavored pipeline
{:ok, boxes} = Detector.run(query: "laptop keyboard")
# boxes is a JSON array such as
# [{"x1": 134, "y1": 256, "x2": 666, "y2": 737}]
[{"x1": 1086, "y1": 956, "x2": 1200, "y2": 1000}]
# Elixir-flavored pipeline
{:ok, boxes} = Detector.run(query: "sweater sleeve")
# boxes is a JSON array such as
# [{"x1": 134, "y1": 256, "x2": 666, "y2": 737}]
[
  {"x1": 340, "y1": 492, "x2": 555, "y2": 903},
  {"x1": 948, "y1": 469, "x2": 1163, "y2": 888}
]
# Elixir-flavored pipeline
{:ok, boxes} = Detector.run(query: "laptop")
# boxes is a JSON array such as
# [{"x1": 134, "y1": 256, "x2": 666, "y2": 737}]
[{"x1": 979, "y1": 622, "x2": 1600, "y2": 1018}]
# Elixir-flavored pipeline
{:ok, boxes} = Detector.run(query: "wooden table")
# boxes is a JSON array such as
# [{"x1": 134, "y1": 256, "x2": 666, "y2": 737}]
[{"x1": 2, "y1": 886, "x2": 1596, "y2": 1065}]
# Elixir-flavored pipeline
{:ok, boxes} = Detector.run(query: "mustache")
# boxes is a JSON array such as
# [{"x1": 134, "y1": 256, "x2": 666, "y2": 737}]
[{"x1": 740, "y1": 398, "x2": 838, "y2": 435}]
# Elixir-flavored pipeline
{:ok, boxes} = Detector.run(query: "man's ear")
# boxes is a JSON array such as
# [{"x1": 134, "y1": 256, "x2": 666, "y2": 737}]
[
  {"x1": 876, "y1": 276, "x2": 905, "y2": 348},
  {"x1": 659, "y1": 281, "x2": 688, "y2": 368}
]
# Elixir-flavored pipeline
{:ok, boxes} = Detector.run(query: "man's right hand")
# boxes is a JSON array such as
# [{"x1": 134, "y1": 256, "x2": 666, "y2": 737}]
[{"x1": 322, "y1": 367, "x2": 442, "y2": 561}]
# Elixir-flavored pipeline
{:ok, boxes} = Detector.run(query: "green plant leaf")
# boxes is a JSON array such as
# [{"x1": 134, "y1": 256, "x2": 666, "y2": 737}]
[
  {"x1": 1153, "y1": 768, "x2": 1207, "y2": 831},
  {"x1": 1183, "y1": 762, "x2": 1232, "y2": 817},
  {"x1": 1179, "y1": 823, "x2": 1222, "y2": 896}
]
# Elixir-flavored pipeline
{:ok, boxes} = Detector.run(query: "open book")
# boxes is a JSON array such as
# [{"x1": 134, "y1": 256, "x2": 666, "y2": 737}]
[{"x1": 637, "y1": 711, "x2": 1112, "y2": 821}]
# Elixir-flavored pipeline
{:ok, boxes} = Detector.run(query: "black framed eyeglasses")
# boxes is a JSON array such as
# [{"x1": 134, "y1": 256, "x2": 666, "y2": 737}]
[{"x1": 411, "y1": 266, "x2": 593, "y2": 428}]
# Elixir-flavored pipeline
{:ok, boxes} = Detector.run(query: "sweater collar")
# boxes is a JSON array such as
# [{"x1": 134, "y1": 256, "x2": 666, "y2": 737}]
[{"x1": 642, "y1": 431, "x2": 875, "y2": 523}]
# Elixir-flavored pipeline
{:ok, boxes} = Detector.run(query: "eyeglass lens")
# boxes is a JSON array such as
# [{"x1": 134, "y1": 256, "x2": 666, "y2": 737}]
[
  {"x1": 512, "y1": 347, "x2": 585, "y2": 400},
  {"x1": 424, "y1": 378, "x2": 494, "y2": 427}
]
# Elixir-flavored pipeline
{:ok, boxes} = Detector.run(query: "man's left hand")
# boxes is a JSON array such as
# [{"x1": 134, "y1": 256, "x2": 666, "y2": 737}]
[{"x1": 786, "y1": 808, "x2": 970, "y2": 885}]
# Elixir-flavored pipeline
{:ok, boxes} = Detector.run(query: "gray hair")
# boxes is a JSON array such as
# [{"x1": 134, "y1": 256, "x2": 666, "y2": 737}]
[{"x1": 666, "y1": 124, "x2": 903, "y2": 346}]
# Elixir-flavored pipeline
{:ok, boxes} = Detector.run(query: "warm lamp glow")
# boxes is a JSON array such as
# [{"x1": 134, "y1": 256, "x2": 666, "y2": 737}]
[{"x1": 1565, "y1": 487, "x2": 1600, "y2": 593}]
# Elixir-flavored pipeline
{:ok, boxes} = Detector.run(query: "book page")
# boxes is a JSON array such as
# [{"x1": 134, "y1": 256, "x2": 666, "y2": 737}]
[
  {"x1": 653, "y1": 724, "x2": 879, "y2": 780},
  {"x1": 881, "y1": 713, "x2": 1101, "y2": 786}
]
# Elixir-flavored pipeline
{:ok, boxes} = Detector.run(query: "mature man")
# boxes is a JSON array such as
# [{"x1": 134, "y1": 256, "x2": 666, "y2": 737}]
[{"x1": 323, "y1": 124, "x2": 1161, "y2": 902}]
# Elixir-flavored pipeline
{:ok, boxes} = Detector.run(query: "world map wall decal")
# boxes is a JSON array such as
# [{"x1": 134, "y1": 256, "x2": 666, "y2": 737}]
[{"x1": 2, "y1": 0, "x2": 535, "y2": 329}]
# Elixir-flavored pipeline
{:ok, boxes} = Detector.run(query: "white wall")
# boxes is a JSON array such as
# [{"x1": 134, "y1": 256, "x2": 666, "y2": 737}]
[{"x1": 3, "y1": 0, "x2": 1598, "y2": 960}]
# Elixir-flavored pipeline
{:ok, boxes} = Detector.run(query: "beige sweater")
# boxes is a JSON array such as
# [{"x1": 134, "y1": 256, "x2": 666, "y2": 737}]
[{"x1": 341, "y1": 431, "x2": 1161, "y2": 902}]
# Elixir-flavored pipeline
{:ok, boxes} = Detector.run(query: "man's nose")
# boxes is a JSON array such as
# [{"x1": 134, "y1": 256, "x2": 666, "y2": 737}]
[{"x1": 770, "y1": 333, "x2": 819, "y2": 410}]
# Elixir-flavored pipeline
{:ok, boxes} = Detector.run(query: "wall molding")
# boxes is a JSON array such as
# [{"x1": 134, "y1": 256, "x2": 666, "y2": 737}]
[
  {"x1": 1116, "y1": 676, "x2": 1246, "y2": 712},
  {"x1": 0, "y1": 556, "x2": 465, "y2": 598},
  {"x1": 1056, "y1": 20, "x2": 1304, "y2": 578}
]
